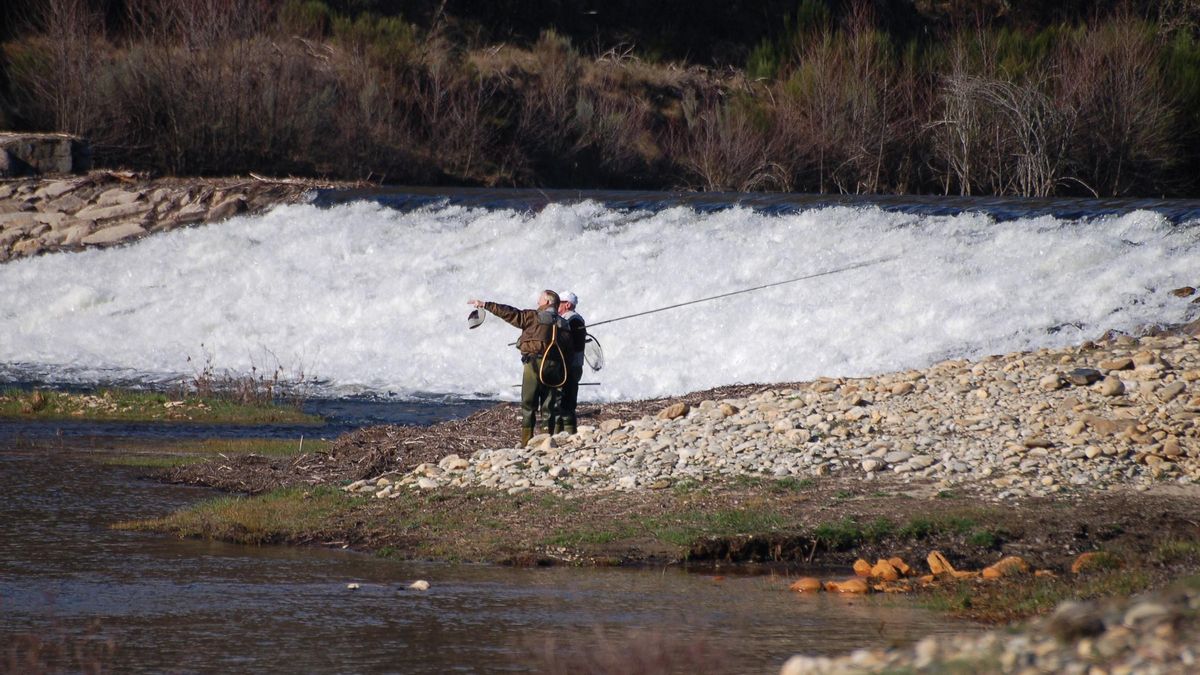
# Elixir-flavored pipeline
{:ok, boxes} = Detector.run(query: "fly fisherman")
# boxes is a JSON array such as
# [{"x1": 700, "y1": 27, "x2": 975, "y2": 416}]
[
  {"x1": 468, "y1": 290, "x2": 570, "y2": 447},
  {"x1": 556, "y1": 292, "x2": 586, "y2": 434}
]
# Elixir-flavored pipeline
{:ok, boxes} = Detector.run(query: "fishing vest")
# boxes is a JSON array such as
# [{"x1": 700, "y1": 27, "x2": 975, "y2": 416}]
[{"x1": 560, "y1": 309, "x2": 587, "y2": 368}]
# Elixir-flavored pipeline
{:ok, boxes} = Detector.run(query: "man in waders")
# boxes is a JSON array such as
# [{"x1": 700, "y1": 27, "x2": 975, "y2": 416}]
[
  {"x1": 468, "y1": 290, "x2": 570, "y2": 447},
  {"x1": 556, "y1": 292, "x2": 586, "y2": 434}
]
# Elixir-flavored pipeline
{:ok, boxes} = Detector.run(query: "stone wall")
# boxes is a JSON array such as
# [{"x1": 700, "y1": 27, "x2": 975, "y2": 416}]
[
  {"x1": 0, "y1": 133, "x2": 91, "y2": 177},
  {"x1": 0, "y1": 172, "x2": 329, "y2": 262}
]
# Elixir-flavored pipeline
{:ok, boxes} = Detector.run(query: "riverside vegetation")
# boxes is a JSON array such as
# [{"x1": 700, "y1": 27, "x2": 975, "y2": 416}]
[
  {"x1": 0, "y1": 387, "x2": 321, "y2": 424},
  {"x1": 4, "y1": 0, "x2": 1200, "y2": 197},
  {"x1": 1, "y1": 347, "x2": 323, "y2": 424}
]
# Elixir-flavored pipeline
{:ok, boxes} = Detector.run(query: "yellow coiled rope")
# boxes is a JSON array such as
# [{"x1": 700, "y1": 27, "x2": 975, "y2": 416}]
[{"x1": 538, "y1": 321, "x2": 569, "y2": 388}]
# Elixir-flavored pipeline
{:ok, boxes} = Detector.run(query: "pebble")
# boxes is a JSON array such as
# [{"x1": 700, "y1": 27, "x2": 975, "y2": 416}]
[{"x1": 779, "y1": 587, "x2": 1200, "y2": 674}]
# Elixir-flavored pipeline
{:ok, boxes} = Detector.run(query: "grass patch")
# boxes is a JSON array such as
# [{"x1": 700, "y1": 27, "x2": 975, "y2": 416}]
[
  {"x1": 0, "y1": 388, "x2": 322, "y2": 425},
  {"x1": 538, "y1": 504, "x2": 789, "y2": 553},
  {"x1": 1154, "y1": 539, "x2": 1200, "y2": 565},
  {"x1": 103, "y1": 438, "x2": 329, "y2": 468},
  {"x1": 671, "y1": 479, "x2": 704, "y2": 495},
  {"x1": 920, "y1": 568, "x2": 1154, "y2": 622},
  {"x1": 968, "y1": 530, "x2": 1001, "y2": 549},
  {"x1": 173, "y1": 438, "x2": 330, "y2": 456},
  {"x1": 812, "y1": 517, "x2": 893, "y2": 550},
  {"x1": 767, "y1": 477, "x2": 815, "y2": 493},
  {"x1": 104, "y1": 455, "x2": 209, "y2": 468},
  {"x1": 812, "y1": 513, "x2": 1005, "y2": 552},
  {"x1": 642, "y1": 508, "x2": 788, "y2": 548},
  {"x1": 117, "y1": 486, "x2": 359, "y2": 544}
]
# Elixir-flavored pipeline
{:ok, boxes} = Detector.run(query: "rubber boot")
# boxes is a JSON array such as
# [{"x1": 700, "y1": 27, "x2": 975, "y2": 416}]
[
  {"x1": 520, "y1": 427, "x2": 533, "y2": 448},
  {"x1": 564, "y1": 424, "x2": 577, "y2": 435}
]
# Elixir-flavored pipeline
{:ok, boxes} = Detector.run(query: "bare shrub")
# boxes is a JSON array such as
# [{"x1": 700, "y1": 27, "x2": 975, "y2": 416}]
[
  {"x1": 930, "y1": 42, "x2": 990, "y2": 195},
  {"x1": 669, "y1": 92, "x2": 785, "y2": 192},
  {"x1": 182, "y1": 348, "x2": 313, "y2": 409},
  {"x1": 5, "y1": 0, "x2": 104, "y2": 134},
  {"x1": 774, "y1": 5, "x2": 916, "y2": 194},
  {"x1": 516, "y1": 30, "x2": 583, "y2": 165},
  {"x1": 574, "y1": 62, "x2": 654, "y2": 176},
  {"x1": 125, "y1": 0, "x2": 272, "y2": 49},
  {"x1": 1057, "y1": 17, "x2": 1176, "y2": 196},
  {"x1": 409, "y1": 38, "x2": 503, "y2": 180},
  {"x1": 929, "y1": 27, "x2": 1078, "y2": 197},
  {"x1": 101, "y1": 36, "x2": 342, "y2": 175}
]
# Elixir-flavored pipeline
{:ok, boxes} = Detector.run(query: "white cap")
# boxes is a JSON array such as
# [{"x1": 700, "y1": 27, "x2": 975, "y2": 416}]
[{"x1": 560, "y1": 291, "x2": 578, "y2": 307}]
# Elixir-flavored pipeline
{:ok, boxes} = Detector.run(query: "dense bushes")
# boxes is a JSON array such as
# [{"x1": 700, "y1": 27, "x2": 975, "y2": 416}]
[{"x1": 3, "y1": 0, "x2": 1200, "y2": 196}]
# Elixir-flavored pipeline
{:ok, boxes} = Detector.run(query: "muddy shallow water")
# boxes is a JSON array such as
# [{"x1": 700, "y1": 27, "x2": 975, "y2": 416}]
[{"x1": 0, "y1": 446, "x2": 976, "y2": 673}]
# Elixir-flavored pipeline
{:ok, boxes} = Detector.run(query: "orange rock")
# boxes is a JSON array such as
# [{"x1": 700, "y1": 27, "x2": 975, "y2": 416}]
[
  {"x1": 853, "y1": 559, "x2": 873, "y2": 577},
  {"x1": 951, "y1": 570, "x2": 980, "y2": 580},
  {"x1": 888, "y1": 557, "x2": 912, "y2": 576},
  {"x1": 789, "y1": 577, "x2": 823, "y2": 593},
  {"x1": 927, "y1": 551, "x2": 956, "y2": 575},
  {"x1": 982, "y1": 556, "x2": 1032, "y2": 579},
  {"x1": 917, "y1": 574, "x2": 936, "y2": 586},
  {"x1": 871, "y1": 559, "x2": 900, "y2": 581},
  {"x1": 829, "y1": 578, "x2": 870, "y2": 594}
]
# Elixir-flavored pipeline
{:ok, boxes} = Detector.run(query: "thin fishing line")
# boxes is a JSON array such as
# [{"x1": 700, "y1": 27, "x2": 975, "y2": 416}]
[{"x1": 586, "y1": 255, "x2": 898, "y2": 329}]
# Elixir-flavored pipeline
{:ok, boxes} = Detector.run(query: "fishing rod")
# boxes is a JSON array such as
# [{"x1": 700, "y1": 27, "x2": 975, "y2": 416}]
[
  {"x1": 586, "y1": 255, "x2": 898, "y2": 329},
  {"x1": 482, "y1": 255, "x2": 896, "y2": 373}
]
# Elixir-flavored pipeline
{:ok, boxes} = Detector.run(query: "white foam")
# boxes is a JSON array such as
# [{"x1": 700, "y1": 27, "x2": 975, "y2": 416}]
[{"x1": 1, "y1": 200, "x2": 1196, "y2": 401}]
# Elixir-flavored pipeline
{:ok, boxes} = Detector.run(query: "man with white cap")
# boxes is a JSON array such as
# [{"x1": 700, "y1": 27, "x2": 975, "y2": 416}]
[{"x1": 556, "y1": 291, "x2": 587, "y2": 434}]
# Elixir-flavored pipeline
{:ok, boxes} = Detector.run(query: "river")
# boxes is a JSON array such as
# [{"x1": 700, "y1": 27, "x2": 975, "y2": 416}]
[{"x1": 1, "y1": 439, "x2": 972, "y2": 673}]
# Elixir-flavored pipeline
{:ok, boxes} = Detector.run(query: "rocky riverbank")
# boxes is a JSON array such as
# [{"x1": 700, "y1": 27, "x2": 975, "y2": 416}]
[
  {"x1": 0, "y1": 171, "x2": 349, "y2": 262},
  {"x1": 357, "y1": 330, "x2": 1200, "y2": 502},
  {"x1": 781, "y1": 583, "x2": 1200, "y2": 674}
]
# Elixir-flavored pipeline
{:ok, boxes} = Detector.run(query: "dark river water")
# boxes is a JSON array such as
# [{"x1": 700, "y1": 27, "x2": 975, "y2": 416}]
[{"x1": 0, "y1": 441, "x2": 976, "y2": 673}]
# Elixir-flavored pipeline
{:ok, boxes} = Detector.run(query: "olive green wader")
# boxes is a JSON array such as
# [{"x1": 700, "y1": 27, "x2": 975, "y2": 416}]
[
  {"x1": 520, "y1": 355, "x2": 564, "y2": 446},
  {"x1": 555, "y1": 361, "x2": 584, "y2": 434}
]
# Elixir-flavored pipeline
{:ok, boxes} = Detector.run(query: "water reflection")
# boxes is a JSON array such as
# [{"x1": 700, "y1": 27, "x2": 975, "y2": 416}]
[{"x1": 0, "y1": 448, "x2": 975, "y2": 673}]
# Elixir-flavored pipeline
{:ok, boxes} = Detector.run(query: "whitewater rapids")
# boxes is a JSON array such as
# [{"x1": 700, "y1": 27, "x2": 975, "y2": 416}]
[{"x1": 0, "y1": 198, "x2": 1197, "y2": 402}]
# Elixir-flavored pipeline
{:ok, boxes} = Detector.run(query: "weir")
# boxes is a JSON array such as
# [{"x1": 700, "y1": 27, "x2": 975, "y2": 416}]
[{"x1": 0, "y1": 192, "x2": 1197, "y2": 401}]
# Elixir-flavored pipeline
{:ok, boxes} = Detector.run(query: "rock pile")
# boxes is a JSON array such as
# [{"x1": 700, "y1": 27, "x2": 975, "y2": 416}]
[
  {"x1": 791, "y1": 550, "x2": 1054, "y2": 595},
  {"x1": 780, "y1": 584, "x2": 1200, "y2": 674},
  {"x1": 350, "y1": 332, "x2": 1200, "y2": 500},
  {"x1": 0, "y1": 172, "x2": 318, "y2": 262}
]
